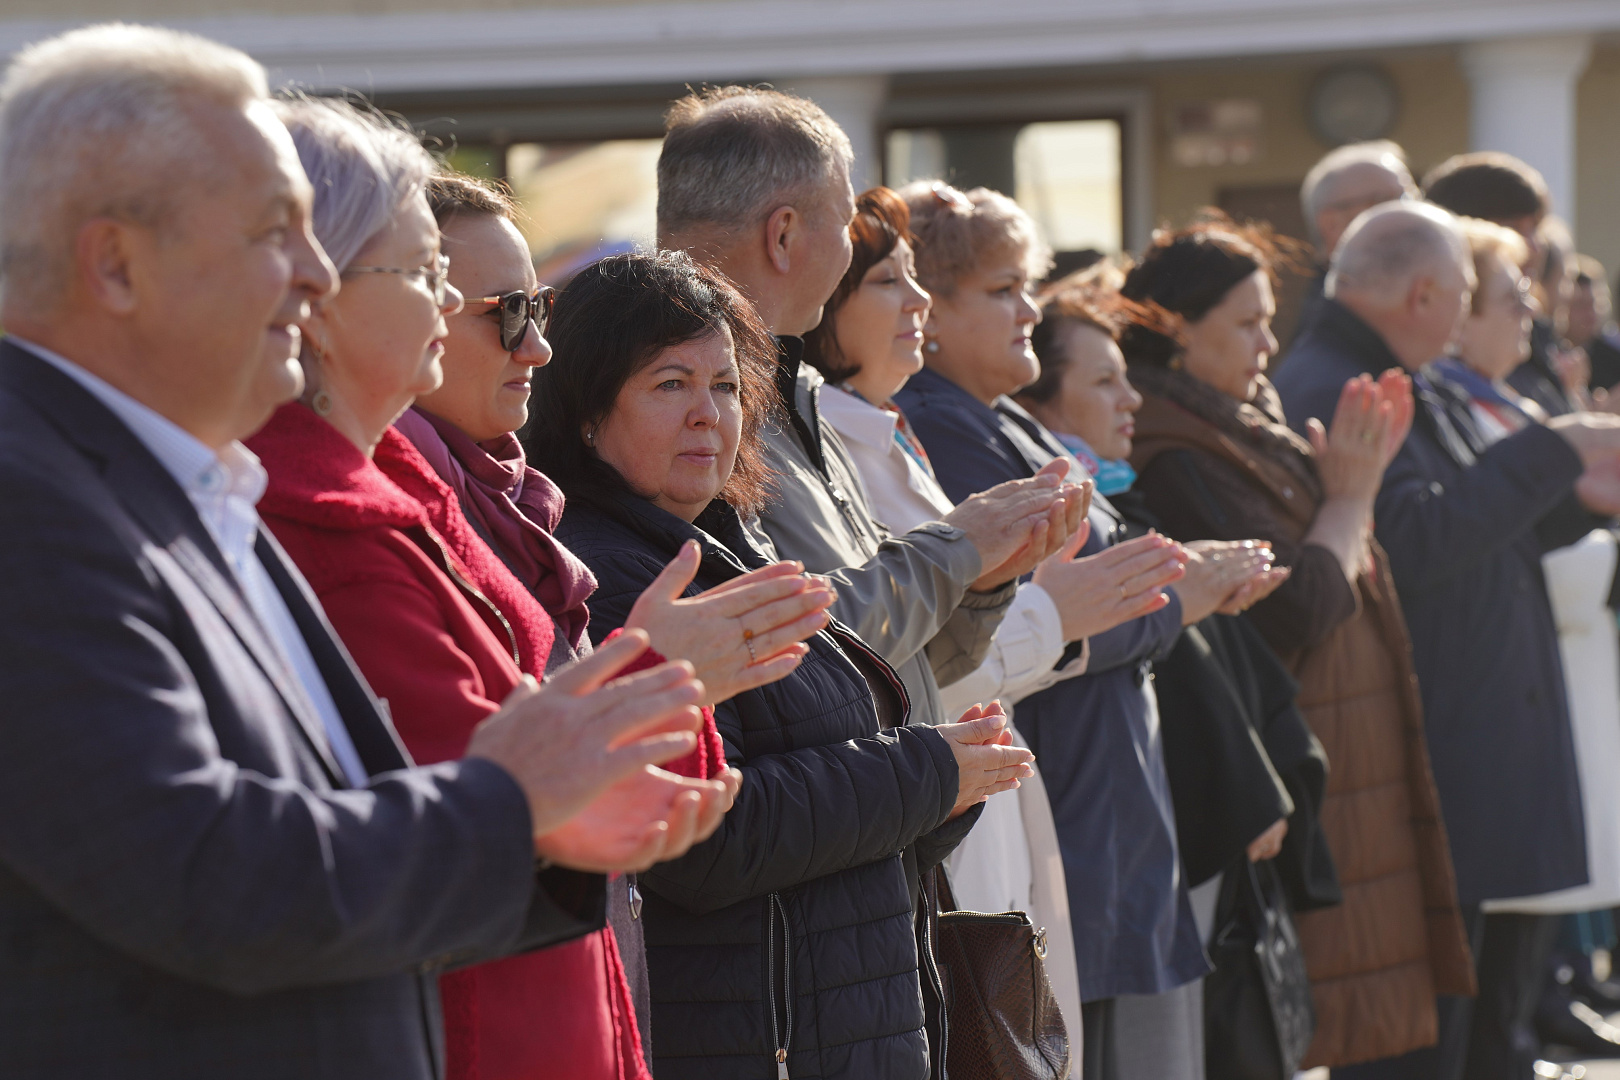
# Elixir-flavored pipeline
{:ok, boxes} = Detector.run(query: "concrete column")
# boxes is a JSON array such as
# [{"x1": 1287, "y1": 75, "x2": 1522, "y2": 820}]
[
  {"x1": 785, "y1": 75, "x2": 889, "y2": 191},
  {"x1": 1459, "y1": 34, "x2": 1592, "y2": 226}
]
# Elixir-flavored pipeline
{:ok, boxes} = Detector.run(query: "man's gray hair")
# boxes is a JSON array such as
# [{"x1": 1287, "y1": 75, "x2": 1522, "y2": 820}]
[
  {"x1": 0, "y1": 23, "x2": 268, "y2": 307},
  {"x1": 1300, "y1": 140, "x2": 1413, "y2": 243},
  {"x1": 274, "y1": 96, "x2": 438, "y2": 274},
  {"x1": 657, "y1": 86, "x2": 853, "y2": 239},
  {"x1": 1327, "y1": 200, "x2": 1469, "y2": 301}
]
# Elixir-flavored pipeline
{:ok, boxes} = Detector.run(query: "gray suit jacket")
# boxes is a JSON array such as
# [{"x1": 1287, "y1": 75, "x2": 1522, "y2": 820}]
[
  {"x1": 0, "y1": 342, "x2": 604, "y2": 1078},
  {"x1": 753, "y1": 338, "x2": 1014, "y2": 727}
]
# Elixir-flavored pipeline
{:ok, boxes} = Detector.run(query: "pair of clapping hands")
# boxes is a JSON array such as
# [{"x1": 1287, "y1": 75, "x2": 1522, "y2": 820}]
[
  {"x1": 462, "y1": 467, "x2": 1085, "y2": 877},
  {"x1": 463, "y1": 540, "x2": 833, "y2": 878},
  {"x1": 929, "y1": 457, "x2": 1273, "y2": 637}
]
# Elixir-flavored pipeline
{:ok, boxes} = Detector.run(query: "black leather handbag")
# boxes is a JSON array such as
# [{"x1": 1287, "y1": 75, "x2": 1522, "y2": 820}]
[
  {"x1": 1205, "y1": 859, "x2": 1316, "y2": 1080},
  {"x1": 919, "y1": 866, "x2": 1072, "y2": 1080}
]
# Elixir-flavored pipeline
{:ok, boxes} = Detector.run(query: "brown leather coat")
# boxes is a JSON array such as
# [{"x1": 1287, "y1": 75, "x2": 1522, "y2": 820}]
[{"x1": 1129, "y1": 380, "x2": 1475, "y2": 1068}]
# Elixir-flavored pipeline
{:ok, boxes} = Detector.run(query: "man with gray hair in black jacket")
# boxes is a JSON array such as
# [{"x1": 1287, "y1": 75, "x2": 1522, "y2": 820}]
[{"x1": 0, "y1": 24, "x2": 733, "y2": 1078}]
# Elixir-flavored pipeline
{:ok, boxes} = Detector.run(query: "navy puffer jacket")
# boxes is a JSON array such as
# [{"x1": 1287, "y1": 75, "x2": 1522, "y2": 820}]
[{"x1": 556, "y1": 489, "x2": 972, "y2": 1080}]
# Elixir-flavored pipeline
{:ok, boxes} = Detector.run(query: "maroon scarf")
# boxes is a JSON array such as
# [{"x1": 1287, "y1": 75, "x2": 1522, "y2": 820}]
[{"x1": 395, "y1": 407, "x2": 595, "y2": 650}]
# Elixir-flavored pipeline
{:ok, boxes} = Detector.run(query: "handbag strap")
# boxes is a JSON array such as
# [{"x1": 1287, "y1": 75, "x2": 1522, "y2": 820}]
[{"x1": 931, "y1": 864, "x2": 960, "y2": 913}]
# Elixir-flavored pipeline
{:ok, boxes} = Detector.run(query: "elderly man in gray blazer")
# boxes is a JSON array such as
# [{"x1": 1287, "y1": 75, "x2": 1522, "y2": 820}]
[{"x1": 0, "y1": 24, "x2": 732, "y2": 1079}]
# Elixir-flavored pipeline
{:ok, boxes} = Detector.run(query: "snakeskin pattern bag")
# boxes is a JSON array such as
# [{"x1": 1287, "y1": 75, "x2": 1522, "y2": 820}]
[{"x1": 923, "y1": 867, "x2": 1073, "y2": 1080}]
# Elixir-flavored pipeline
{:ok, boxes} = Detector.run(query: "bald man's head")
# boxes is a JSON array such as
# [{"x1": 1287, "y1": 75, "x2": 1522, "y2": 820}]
[{"x1": 1328, "y1": 202, "x2": 1475, "y2": 371}]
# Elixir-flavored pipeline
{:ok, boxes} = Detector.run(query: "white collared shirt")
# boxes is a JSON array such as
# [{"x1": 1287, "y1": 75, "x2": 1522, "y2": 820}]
[
  {"x1": 817, "y1": 383, "x2": 1085, "y2": 713},
  {"x1": 17, "y1": 338, "x2": 370, "y2": 787},
  {"x1": 815, "y1": 384, "x2": 956, "y2": 528}
]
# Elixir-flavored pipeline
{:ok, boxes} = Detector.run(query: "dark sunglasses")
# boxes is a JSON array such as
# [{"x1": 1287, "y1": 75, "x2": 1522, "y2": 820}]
[{"x1": 468, "y1": 285, "x2": 556, "y2": 352}]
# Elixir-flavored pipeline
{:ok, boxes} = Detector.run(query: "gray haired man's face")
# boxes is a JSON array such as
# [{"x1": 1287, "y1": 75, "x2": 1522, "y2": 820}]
[
  {"x1": 127, "y1": 99, "x2": 337, "y2": 446},
  {"x1": 789, "y1": 166, "x2": 856, "y2": 337}
]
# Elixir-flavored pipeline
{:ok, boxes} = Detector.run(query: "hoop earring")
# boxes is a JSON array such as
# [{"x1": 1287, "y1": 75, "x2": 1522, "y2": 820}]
[{"x1": 311, "y1": 389, "x2": 334, "y2": 416}]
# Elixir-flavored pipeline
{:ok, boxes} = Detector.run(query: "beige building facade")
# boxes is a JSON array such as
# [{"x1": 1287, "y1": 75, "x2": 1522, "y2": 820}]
[{"x1": 2, "y1": 0, "x2": 1617, "y2": 284}]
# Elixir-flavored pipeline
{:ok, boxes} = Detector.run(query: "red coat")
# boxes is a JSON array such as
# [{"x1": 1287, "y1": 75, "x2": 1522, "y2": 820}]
[{"x1": 249, "y1": 404, "x2": 649, "y2": 1080}]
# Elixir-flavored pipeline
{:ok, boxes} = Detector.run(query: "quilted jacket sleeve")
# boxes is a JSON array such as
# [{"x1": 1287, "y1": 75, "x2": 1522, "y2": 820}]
[{"x1": 584, "y1": 550, "x2": 961, "y2": 916}]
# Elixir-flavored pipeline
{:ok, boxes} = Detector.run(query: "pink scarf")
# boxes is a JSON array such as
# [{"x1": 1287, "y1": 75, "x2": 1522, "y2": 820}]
[{"x1": 395, "y1": 407, "x2": 595, "y2": 650}]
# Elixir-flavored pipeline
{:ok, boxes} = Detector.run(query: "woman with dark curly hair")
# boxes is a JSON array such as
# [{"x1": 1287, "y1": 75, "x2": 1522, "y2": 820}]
[
  {"x1": 1121, "y1": 213, "x2": 1474, "y2": 1075},
  {"x1": 533, "y1": 250, "x2": 1036, "y2": 1080}
]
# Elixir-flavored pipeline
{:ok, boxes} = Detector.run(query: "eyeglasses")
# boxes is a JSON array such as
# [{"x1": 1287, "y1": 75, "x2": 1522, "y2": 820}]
[
  {"x1": 467, "y1": 285, "x2": 556, "y2": 352},
  {"x1": 345, "y1": 254, "x2": 452, "y2": 305}
]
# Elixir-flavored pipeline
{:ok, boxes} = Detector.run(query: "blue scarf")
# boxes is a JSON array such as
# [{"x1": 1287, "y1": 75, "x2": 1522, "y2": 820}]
[
  {"x1": 1054, "y1": 431, "x2": 1137, "y2": 496},
  {"x1": 1432, "y1": 357, "x2": 1533, "y2": 426}
]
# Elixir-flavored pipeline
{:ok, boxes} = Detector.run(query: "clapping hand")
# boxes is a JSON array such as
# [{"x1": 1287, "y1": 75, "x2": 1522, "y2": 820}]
[
  {"x1": 1175, "y1": 539, "x2": 1276, "y2": 625},
  {"x1": 944, "y1": 461, "x2": 1090, "y2": 591},
  {"x1": 935, "y1": 702, "x2": 1036, "y2": 819},
  {"x1": 626, "y1": 541, "x2": 836, "y2": 706},
  {"x1": 1307, "y1": 373, "x2": 1409, "y2": 504},
  {"x1": 1032, "y1": 528, "x2": 1187, "y2": 641},
  {"x1": 1216, "y1": 560, "x2": 1292, "y2": 615},
  {"x1": 532, "y1": 764, "x2": 743, "y2": 874},
  {"x1": 467, "y1": 629, "x2": 724, "y2": 868}
]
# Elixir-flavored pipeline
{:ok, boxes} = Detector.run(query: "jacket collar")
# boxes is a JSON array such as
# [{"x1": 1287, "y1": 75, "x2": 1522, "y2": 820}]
[
  {"x1": 1306, "y1": 301, "x2": 1484, "y2": 470},
  {"x1": 590, "y1": 484, "x2": 768, "y2": 583},
  {"x1": 1309, "y1": 298, "x2": 1406, "y2": 378},
  {"x1": 995, "y1": 393, "x2": 1075, "y2": 465},
  {"x1": 0, "y1": 342, "x2": 371, "y2": 786},
  {"x1": 909, "y1": 367, "x2": 1073, "y2": 475},
  {"x1": 816, "y1": 384, "x2": 898, "y2": 452},
  {"x1": 1130, "y1": 390, "x2": 1321, "y2": 531},
  {"x1": 0, "y1": 340, "x2": 228, "y2": 573},
  {"x1": 906, "y1": 365, "x2": 1002, "y2": 427},
  {"x1": 773, "y1": 334, "x2": 830, "y2": 476},
  {"x1": 248, "y1": 404, "x2": 429, "y2": 532}
]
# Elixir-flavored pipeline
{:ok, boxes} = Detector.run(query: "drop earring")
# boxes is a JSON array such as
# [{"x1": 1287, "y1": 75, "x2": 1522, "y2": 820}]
[
  {"x1": 924, "y1": 339, "x2": 940, "y2": 355},
  {"x1": 305, "y1": 334, "x2": 333, "y2": 416}
]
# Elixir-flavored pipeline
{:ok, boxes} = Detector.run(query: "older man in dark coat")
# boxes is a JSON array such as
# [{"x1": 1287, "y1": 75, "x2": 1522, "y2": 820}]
[
  {"x1": 1274, "y1": 201, "x2": 1620, "y2": 1080},
  {"x1": 0, "y1": 25, "x2": 730, "y2": 1079}
]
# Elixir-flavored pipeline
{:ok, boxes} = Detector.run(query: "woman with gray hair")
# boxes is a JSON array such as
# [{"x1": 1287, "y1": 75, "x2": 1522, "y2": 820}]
[{"x1": 244, "y1": 97, "x2": 744, "y2": 1080}]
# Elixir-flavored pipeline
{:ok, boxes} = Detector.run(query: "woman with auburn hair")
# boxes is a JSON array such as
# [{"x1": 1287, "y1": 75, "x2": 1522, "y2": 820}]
[
  {"x1": 802, "y1": 187, "x2": 1191, "y2": 1032},
  {"x1": 1119, "y1": 212, "x2": 1474, "y2": 1076}
]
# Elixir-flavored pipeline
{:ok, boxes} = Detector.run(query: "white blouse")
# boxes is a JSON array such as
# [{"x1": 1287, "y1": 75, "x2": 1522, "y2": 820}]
[
  {"x1": 818, "y1": 384, "x2": 1087, "y2": 1027},
  {"x1": 817, "y1": 385, "x2": 1086, "y2": 714}
]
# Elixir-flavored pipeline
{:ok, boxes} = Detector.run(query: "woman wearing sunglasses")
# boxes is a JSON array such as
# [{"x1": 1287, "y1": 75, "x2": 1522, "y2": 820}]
[
  {"x1": 392, "y1": 170, "x2": 838, "y2": 1074},
  {"x1": 246, "y1": 102, "x2": 824, "y2": 1080}
]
